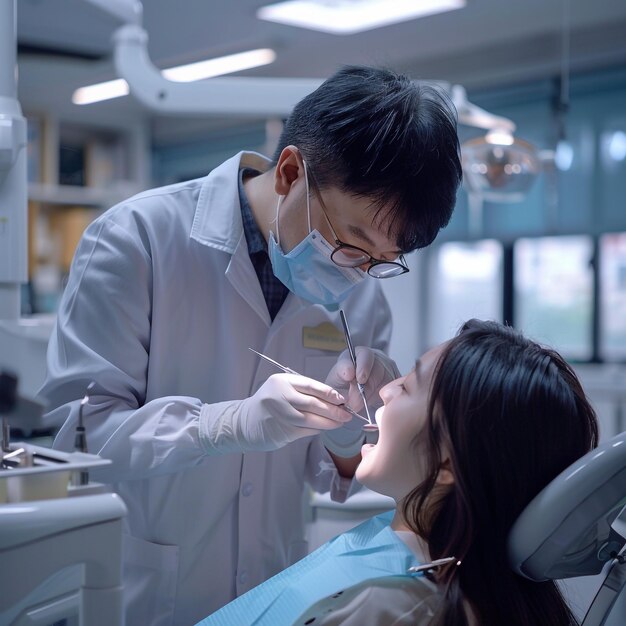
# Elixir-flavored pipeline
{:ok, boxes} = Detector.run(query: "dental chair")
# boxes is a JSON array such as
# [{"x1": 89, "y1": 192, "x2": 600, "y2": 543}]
[{"x1": 509, "y1": 430, "x2": 626, "y2": 625}]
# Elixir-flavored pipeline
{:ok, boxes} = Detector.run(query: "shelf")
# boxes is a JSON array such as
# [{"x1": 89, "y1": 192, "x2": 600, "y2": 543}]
[{"x1": 28, "y1": 182, "x2": 141, "y2": 209}]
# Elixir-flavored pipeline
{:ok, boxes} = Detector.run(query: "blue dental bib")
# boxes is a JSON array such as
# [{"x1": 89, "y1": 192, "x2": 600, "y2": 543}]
[{"x1": 197, "y1": 510, "x2": 421, "y2": 626}]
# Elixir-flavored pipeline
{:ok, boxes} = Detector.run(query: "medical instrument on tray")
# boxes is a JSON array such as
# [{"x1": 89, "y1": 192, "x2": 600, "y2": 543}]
[
  {"x1": 339, "y1": 310, "x2": 373, "y2": 425},
  {"x1": 0, "y1": 367, "x2": 125, "y2": 625},
  {"x1": 248, "y1": 348, "x2": 369, "y2": 423},
  {"x1": 73, "y1": 382, "x2": 95, "y2": 486}
]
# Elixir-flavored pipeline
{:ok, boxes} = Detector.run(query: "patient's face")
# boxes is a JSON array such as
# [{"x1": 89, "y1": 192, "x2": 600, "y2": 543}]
[{"x1": 356, "y1": 343, "x2": 444, "y2": 502}]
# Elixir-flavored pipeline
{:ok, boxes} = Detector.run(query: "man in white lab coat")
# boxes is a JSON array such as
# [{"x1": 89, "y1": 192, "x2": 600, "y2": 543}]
[{"x1": 40, "y1": 66, "x2": 462, "y2": 625}]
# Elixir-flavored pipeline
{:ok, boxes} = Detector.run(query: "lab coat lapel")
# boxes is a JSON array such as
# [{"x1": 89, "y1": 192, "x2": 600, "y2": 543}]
[
  {"x1": 191, "y1": 150, "x2": 274, "y2": 327},
  {"x1": 225, "y1": 233, "x2": 271, "y2": 327},
  {"x1": 191, "y1": 151, "x2": 271, "y2": 254}
]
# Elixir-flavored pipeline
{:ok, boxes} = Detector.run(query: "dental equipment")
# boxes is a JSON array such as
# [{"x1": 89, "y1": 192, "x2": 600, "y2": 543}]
[
  {"x1": 339, "y1": 309, "x2": 373, "y2": 425},
  {"x1": 0, "y1": 368, "x2": 126, "y2": 626},
  {"x1": 509, "y1": 430, "x2": 626, "y2": 625},
  {"x1": 73, "y1": 382, "x2": 95, "y2": 486},
  {"x1": 0, "y1": 369, "x2": 110, "y2": 500},
  {"x1": 0, "y1": 371, "x2": 17, "y2": 453},
  {"x1": 249, "y1": 348, "x2": 300, "y2": 375},
  {"x1": 248, "y1": 348, "x2": 369, "y2": 424},
  {"x1": 408, "y1": 556, "x2": 461, "y2": 575},
  {"x1": 1, "y1": 370, "x2": 41, "y2": 469},
  {"x1": 0, "y1": 493, "x2": 127, "y2": 626}
]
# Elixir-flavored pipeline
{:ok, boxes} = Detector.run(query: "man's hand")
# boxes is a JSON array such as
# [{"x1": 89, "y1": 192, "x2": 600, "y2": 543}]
[{"x1": 201, "y1": 373, "x2": 352, "y2": 453}]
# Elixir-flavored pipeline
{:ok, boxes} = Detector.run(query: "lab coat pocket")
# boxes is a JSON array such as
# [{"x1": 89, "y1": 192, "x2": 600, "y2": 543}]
[
  {"x1": 304, "y1": 356, "x2": 339, "y2": 385},
  {"x1": 123, "y1": 534, "x2": 180, "y2": 626},
  {"x1": 288, "y1": 539, "x2": 310, "y2": 565}
]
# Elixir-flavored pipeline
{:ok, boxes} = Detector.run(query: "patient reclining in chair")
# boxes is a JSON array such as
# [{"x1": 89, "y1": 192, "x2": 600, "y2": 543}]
[{"x1": 198, "y1": 319, "x2": 599, "y2": 626}]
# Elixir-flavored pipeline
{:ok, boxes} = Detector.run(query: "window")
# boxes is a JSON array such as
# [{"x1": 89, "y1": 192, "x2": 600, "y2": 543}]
[
  {"x1": 600, "y1": 232, "x2": 626, "y2": 361},
  {"x1": 427, "y1": 240, "x2": 503, "y2": 345},
  {"x1": 514, "y1": 236, "x2": 594, "y2": 360}
]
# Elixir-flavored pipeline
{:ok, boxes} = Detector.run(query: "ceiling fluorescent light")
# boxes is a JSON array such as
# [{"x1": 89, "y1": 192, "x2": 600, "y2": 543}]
[
  {"x1": 72, "y1": 79, "x2": 129, "y2": 105},
  {"x1": 162, "y1": 48, "x2": 276, "y2": 82},
  {"x1": 257, "y1": 0, "x2": 465, "y2": 34},
  {"x1": 73, "y1": 48, "x2": 276, "y2": 105}
]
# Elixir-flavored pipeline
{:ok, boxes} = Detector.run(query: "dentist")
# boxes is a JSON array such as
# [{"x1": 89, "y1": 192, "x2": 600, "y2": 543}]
[{"x1": 40, "y1": 65, "x2": 462, "y2": 625}]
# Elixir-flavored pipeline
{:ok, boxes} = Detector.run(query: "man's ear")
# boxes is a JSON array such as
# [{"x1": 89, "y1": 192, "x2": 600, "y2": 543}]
[
  {"x1": 274, "y1": 145, "x2": 304, "y2": 196},
  {"x1": 436, "y1": 458, "x2": 455, "y2": 486}
]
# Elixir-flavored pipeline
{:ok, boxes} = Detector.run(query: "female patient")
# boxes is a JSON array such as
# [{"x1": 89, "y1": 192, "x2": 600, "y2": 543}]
[{"x1": 198, "y1": 319, "x2": 598, "y2": 626}]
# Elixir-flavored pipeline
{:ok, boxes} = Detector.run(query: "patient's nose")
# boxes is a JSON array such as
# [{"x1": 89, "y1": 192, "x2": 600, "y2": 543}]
[{"x1": 379, "y1": 379, "x2": 396, "y2": 403}]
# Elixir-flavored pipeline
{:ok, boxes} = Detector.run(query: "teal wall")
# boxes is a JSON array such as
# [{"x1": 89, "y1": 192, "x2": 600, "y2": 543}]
[
  {"x1": 151, "y1": 122, "x2": 267, "y2": 185},
  {"x1": 443, "y1": 65, "x2": 626, "y2": 242}
]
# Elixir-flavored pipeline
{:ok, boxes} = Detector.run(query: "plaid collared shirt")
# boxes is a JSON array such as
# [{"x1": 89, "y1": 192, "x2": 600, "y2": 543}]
[{"x1": 239, "y1": 168, "x2": 289, "y2": 321}]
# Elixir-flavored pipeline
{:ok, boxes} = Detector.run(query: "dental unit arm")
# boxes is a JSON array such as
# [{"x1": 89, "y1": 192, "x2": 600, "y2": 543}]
[{"x1": 86, "y1": 0, "x2": 517, "y2": 130}]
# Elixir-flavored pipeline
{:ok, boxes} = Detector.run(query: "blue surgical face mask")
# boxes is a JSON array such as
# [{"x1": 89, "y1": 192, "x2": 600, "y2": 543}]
[{"x1": 268, "y1": 161, "x2": 366, "y2": 308}]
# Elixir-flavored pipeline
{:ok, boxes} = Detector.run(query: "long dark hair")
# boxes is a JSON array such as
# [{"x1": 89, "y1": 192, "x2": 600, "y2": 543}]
[{"x1": 402, "y1": 319, "x2": 599, "y2": 625}]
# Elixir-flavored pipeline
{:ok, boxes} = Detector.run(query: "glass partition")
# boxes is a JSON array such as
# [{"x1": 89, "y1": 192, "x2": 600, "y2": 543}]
[{"x1": 514, "y1": 236, "x2": 594, "y2": 360}]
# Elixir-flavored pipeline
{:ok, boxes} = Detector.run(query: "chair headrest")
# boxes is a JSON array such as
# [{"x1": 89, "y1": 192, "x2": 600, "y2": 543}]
[{"x1": 508, "y1": 431, "x2": 626, "y2": 581}]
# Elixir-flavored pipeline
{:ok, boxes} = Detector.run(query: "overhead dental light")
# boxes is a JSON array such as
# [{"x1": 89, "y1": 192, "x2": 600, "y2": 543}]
[
  {"x1": 450, "y1": 85, "x2": 541, "y2": 204},
  {"x1": 257, "y1": 0, "x2": 466, "y2": 35},
  {"x1": 461, "y1": 131, "x2": 541, "y2": 203}
]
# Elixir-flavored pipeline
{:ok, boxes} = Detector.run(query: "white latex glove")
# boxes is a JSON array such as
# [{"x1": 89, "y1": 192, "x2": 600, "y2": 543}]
[
  {"x1": 322, "y1": 348, "x2": 399, "y2": 457},
  {"x1": 200, "y1": 373, "x2": 352, "y2": 454}
]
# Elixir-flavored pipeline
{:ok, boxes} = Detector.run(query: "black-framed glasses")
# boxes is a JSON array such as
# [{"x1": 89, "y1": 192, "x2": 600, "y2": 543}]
[
  {"x1": 330, "y1": 241, "x2": 409, "y2": 278},
  {"x1": 306, "y1": 168, "x2": 409, "y2": 279}
]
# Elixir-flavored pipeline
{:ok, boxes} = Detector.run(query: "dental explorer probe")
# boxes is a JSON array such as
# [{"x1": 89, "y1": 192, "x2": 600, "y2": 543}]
[
  {"x1": 248, "y1": 348, "x2": 369, "y2": 423},
  {"x1": 339, "y1": 310, "x2": 373, "y2": 425}
]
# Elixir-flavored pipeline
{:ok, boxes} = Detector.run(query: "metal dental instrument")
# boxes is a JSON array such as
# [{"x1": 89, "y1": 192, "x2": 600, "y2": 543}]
[
  {"x1": 339, "y1": 309, "x2": 373, "y2": 425},
  {"x1": 249, "y1": 349, "x2": 300, "y2": 375},
  {"x1": 248, "y1": 348, "x2": 369, "y2": 423},
  {"x1": 408, "y1": 557, "x2": 460, "y2": 574},
  {"x1": 73, "y1": 382, "x2": 95, "y2": 486}
]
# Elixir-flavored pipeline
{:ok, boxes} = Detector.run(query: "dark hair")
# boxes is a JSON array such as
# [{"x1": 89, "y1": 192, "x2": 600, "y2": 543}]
[
  {"x1": 271, "y1": 65, "x2": 462, "y2": 253},
  {"x1": 403, "y1": 319, "x2": 599, "y2": 625}
]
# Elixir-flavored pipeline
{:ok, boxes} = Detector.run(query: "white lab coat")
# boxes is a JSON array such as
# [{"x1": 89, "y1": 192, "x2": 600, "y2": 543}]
[{"x1": 41, "y1": 151, "x2": 393, "y2": 626}]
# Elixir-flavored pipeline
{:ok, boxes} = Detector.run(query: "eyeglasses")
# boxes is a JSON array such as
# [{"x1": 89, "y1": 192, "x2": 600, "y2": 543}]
[{"x1": 307, "y1": 170, "x2": 409, "y2": 279}]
